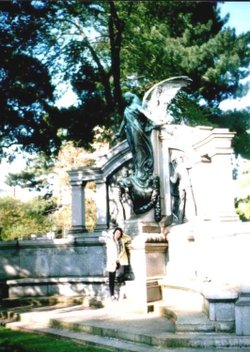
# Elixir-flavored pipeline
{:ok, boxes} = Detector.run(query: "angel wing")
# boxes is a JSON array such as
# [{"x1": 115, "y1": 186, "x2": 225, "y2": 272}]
[{"x1": 142, "y1": 76, "x2": 192, "y2": 125}]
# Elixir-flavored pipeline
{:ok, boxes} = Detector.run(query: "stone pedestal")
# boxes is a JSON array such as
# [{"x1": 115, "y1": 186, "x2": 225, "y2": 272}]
[
  {"x1": 236, "y1": 292, "x2": 250, "y2": 335},
  {"x1": 124, "y1": 220, "x2": 168, "y2": 312},
  {"x1": 204, "y1": 287, "x2": 238, "y2": 332},
  {"x1": 166, "y1": 222, "x2": 197, "y2": 283}
]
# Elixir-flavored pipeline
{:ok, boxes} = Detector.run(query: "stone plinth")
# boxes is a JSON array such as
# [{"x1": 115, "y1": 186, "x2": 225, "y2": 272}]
[
  {"x1": 125, "y1": 226, "x2": 168, "y2": 312},
  {"x1": 203, "y1": 286, "x2": 238, "y2": 332},
  {"x1": 236, "y1": 292, "x2": 250, "y2": 335},
  {"x1": 166, "y1": 220, "x2": 250, "y2": 288},
  {"x1": 166, "y1": 222, "x2": 197, "y2": 282}
]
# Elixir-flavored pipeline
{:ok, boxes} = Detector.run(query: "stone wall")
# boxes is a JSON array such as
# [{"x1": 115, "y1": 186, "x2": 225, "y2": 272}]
[{"x1": 0, "y1": 233, "x2": 106, "y2": 299}]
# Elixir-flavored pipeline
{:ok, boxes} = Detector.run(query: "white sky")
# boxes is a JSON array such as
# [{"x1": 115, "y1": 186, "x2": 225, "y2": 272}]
[{"x1": 0, "y1": 2, "x2": 249, "y2": 198}]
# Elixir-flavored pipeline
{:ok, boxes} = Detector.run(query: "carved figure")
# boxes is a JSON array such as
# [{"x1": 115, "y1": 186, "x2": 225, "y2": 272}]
[
  {"x1": 170, "y1": 154, "x2": 196, "y2": 224},
  {"x1": 117, "y1": 77, "x2": 192, "y2": 221},
  {"x1": 142, "y1": 76, "x2": 192, "y2": 124},
  {"x1": 117, "y1": 93, "x2": 155, "y2": 183}
]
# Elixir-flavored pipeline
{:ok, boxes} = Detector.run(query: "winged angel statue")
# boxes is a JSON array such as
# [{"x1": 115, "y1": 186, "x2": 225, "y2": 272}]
[{"x1": 117, "y1": 76, "x2": 191, "y2": 222}]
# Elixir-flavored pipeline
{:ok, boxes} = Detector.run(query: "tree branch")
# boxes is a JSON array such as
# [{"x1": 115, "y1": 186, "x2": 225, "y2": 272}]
[{"x1": 108, "y1": 1, "x2": 124, "y2": 113}]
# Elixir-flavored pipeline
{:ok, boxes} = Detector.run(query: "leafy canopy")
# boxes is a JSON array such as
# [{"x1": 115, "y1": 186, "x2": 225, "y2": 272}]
[
  {"x1": 0, "y1": 196, "x2": 56, "y2": 240},
  {"x1": 0, "y1": 0, "x2": 249, "y2": 160}
]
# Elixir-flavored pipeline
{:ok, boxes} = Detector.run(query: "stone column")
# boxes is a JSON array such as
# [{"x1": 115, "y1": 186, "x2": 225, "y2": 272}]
[
  {"x1": 158, "y1": 126, "x2": 172, "y2": 219},
  {"x1": 211, "y1": 148, "x2": 238, "y2": 221},
  {"x1": 236, "y1": 290, "x2": 250, "y2": 335},
  {"x1": 156, "y1": 125, "x2": 239, "y2": 223},
  {"x1": 194, "y1": 128, "x2": 238, "y2": 221},
  {"x1": 69, "y1": 181, "x2": 87, "y2": 235},
  {"x1": 125, "y1": 236, "x2": 168, "y2": 313},
  {"x1": 95, "y1": 180, "x2": 108, "y2": 231}
]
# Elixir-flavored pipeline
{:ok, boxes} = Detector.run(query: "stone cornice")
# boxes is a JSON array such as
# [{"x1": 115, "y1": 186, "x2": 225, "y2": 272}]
[{"x1": 67, "y1": 140, "x2": 132, "y2": 184}]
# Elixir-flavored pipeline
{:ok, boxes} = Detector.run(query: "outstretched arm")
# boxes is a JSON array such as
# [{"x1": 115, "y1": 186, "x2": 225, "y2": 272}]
[{"x1": 116, "y1": 119, "x2": 125, "y2": 138}]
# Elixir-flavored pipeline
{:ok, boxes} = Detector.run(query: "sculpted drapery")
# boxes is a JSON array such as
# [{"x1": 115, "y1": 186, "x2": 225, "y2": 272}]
[{"x1": 117, "y1": 77, "x2": 191, "y2": 222}]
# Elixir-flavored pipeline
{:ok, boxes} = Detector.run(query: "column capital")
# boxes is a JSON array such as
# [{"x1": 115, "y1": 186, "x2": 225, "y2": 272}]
[{"x1": 70, "y1": 180, "x2": 86, "y2": 187}]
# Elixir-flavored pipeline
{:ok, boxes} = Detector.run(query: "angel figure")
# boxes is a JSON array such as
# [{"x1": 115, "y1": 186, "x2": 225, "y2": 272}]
[
  {"x1": 117, "y1": 76, "x2": 191, "y2": 220},
  {"x1": 142, "y1": 76, "x2": 192, "y2": 124},
  {"x1": 117, "y1": 92, "x2": 155, "y2": 185}
]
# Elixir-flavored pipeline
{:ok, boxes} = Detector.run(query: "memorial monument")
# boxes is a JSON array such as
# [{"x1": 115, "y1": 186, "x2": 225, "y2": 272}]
[
  {"x1": 67, "y1": 76, "x2": 250, "y2": 331},
  {"x1": 1, "y1": 76, "x2": 250, "y2": 334}
]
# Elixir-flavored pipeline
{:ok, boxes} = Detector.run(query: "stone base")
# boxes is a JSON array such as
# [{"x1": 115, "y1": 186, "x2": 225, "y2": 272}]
[
  {"x1": 124, "y1": 218, "x2": 163, "y2": 239},
  {"x1": 147, "y1": 279, "x2": 162, "y2": 302},
  {"x1": 124, "y1": 228, "x2": 167, "y2": 313},
  {"x1": 124, "y1": 279, "x2": 162, "y2": 313},
  {"x1": 203, "y1": 287, "x2": 238, "y2": 333},
  {"x1": 6, "y1": 277, "x2": 106, "y2": 298},
  {"x1": 68, "y1": 225, "x2": 88, "y2": 236},
  {"x1": 236, "y1": 293, "x2": 250, "y2": 335}
]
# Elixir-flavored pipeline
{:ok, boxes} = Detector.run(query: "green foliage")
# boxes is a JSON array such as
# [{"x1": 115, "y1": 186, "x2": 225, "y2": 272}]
[
  {"x1": 235, "y1": 196, "x2": 250, "y2": 221},
  {"x1": 46, "y1": 142, "x2": 99, "y2": 233},
  {"x1": 210, "y1": 108, "x2": 250, "y2": 158},
  {"x1": 235, "y1": 161, "x2": 250, "y2": 221},
  {"x1": 169, "y1": 92, "x2": 217, "y2": 126},
  {"x1": 0, "y1": 1, "x2": 249, "y2": 159},
  {"x1": 0, "y1": 326, "x2": 109, "y2": 352},
  {"x1": 0, "y1": 196, "x2": 56, "y2": 241},
  {"x1": 5, "y1": 153, "x2": 54, "y2": 195}
]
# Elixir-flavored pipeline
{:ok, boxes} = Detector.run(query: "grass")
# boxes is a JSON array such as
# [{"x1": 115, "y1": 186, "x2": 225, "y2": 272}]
[{"x1": 0, "y1": 326, "x2": 112, "y2": 352}]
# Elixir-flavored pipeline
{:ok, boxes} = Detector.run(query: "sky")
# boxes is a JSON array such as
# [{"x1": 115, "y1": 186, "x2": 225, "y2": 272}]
[
  {"x1": 0, "y1": 1, "x2": 250, "y2": 198},
  {"x1": 218, "y1": 1, "x2": 250, "y2": 110},
  {"x1": 219, "y1": 1, "x2": 250, "y2": 35}
]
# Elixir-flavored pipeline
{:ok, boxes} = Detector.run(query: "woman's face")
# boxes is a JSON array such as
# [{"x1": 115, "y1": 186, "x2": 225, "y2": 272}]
[
  {"x1": 114, "y1": 229, "x2": 122, "y2": 241},
  {"x1": 124, "y1": 92, "x2": 133, "y2": 105}
]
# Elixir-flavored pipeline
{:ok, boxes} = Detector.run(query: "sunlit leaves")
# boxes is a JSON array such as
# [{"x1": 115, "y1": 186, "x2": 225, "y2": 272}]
[{"x1": 0, "y1": 196, "x2": 55, "y2": 240}]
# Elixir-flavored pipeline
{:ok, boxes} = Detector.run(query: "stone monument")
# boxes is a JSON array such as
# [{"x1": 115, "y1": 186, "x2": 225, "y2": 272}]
[
  {"x1": 67, "y1": 76, "x2": 250, "y2": 326},
  {"x1": 66, "y1": 77, "x2": 249, "y2": 312},
  {"x1": 1, "y1": 76, "x2": 250, "y2": 334}
]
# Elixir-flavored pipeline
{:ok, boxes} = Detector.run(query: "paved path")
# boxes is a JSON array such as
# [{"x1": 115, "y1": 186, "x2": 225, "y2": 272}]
[{"x1": 6, "y1": 302, "x2": 250, "y2": 352}]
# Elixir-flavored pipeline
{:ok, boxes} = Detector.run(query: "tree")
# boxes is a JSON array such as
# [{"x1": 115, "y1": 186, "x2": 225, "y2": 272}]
[
  {"x1": 0, "y1": 0, "x2": 61, "y2": 160},
  {"x1": 5, "y1": 153, "x2": 54, "y2": 195},
  {"x1": 235, "y1": 160, "x2": 250, "y2": 221},
  {"x1": 213, "y1": 108, "x2": 250, "y2": 158},
  {"x1": 50, "y1": 141, "x2": 97, "y2": 233},
  {"x1": 4, "y1": 130, "x2": 113, "y2": 236},
  {"x1": 0, "y1": 1, "x2": 249, "y2": 160},
  {"x1": 0, "y1": 196, "x2": 55, "y2": 241}
]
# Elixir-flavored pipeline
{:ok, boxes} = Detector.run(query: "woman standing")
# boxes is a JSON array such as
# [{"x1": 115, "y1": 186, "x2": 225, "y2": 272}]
[{"x1": 104, "y1": 227, "x2": 131, "y2": 300}]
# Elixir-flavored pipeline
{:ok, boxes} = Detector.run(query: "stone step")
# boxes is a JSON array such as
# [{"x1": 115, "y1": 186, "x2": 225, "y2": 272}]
[
  {"x1": 160, "y1": 281, "x2": 238, "y2": 333},
  {"x1": 4, "y1": 322, "x2": 204, "y2": 352},
  {"x1": 160, "y1": 306, "x2": 215, "y2": 333},
  {"x1": 7, "y1": 303, "x2": 250, "y2": 349},
  {"x1": 160, "y1": 282, "x2": 215, "y2": 333},
  {"x1": 7, "y1": 314, "x2": 250, "y2": 352},
  {"x1": 1, "y1": 295, "x2": 87, "y2": 308},
  {"x1": 0, "y1": 295, "x2": 102, "y2": 327},
  {"x1": 175, "y1": 311, "x2": 215, "y2": 332}
]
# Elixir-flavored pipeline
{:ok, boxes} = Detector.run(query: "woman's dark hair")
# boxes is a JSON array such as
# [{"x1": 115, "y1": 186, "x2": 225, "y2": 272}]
[{"x1": 113, "y1": 227, "x2": 123, "y2": 237}]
